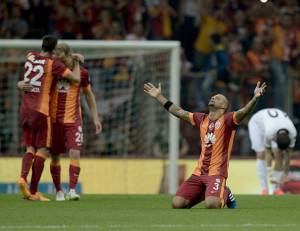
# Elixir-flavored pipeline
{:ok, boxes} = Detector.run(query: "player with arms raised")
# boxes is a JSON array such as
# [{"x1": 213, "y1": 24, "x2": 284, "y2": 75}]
[
  {"x1": 49, "y1": 43, "x2": 102, "y2": 201},
  {"x1": 144, "y1": 81, "x2": 267, "y2": 209},
  {"x1": 18, "y1": 35, "x2": 81, "y2": 201}
]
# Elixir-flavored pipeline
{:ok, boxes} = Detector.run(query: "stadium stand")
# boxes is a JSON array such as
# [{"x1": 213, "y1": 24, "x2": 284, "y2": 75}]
[{"x1": 0, "y1": 0, "x2": 300, "y2": 157}]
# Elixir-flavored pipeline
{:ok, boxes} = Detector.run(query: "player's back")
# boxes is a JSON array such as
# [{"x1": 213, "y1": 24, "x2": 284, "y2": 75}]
[
  {"x1": 256, "y1": 108, "x2": 294, "y2": 135},
  {"x1": 21, "y1": 52, "x2": 70, "y2": 116},
  {"x1": 21, "y1": 52, "x2": 56, "y2": 116}
]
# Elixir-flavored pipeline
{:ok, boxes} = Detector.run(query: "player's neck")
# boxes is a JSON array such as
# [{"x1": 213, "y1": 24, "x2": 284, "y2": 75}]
[
  {"x1": 208, "y1": 109, "x2": 224, "y2": 121},
  {"x1": 40, "y1": 51, "x2": 52, "y2": 57}
]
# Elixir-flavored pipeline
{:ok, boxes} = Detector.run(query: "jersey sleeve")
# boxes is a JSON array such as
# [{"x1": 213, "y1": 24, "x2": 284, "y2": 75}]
[
  {"x1": 80, "y1": 68, "x2": 91, "y2": 90},
  {"x1": 224, "y1": 112, "x2": 240, "y2": 128},
  {"x1": 189, "y1": 112, "x2": 206, "y2": 128},
  {"x1": 52, "y1": 59, "x2": 72, "y2": 78}
]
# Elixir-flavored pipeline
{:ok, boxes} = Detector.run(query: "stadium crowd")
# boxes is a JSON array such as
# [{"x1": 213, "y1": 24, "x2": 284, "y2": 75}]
[{"x1": 1, "y1": 0, "x2": 300, "y2": 156}]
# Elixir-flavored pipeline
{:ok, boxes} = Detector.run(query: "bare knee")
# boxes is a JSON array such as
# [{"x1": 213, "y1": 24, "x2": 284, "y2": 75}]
[
  {"x1": 69, "y1": 149, "x2": 80, "y2": 160},
  {"x1": 172, "y1": 196, "x2": 190, "y2": 209},
  {"x1": 37, "y1": 148, "x2": 49, "y2": 158},
  {"x1": 205, "y1": 197, "x2": 222, "y2": 209},
  {"x1": 257, "y1": 151, "x2": 265, "y2": 160}
]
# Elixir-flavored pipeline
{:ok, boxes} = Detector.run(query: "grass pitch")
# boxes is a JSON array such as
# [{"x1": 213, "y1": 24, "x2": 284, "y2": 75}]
[{"x1": 0, "y1": 195, "x2": 300, "y2": 231}]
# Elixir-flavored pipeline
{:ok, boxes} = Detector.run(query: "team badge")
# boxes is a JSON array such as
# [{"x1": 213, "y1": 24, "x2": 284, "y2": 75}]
[{"x1": 208, "y1": 123, "x2": 214, "y2": 131}]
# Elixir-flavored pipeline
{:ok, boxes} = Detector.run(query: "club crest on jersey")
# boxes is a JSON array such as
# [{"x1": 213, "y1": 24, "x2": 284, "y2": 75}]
[
  {"x1": 57, "y1": 79, "x2": 70, "y2": 92},
  {"x1": 208, "y1": 123, "x2": 214, "y2": 131},
  {"x1": 205, "y1": 132, "x2": 216, "y2": 147}
]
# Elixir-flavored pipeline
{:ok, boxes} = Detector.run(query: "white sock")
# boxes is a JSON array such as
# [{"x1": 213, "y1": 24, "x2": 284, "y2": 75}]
[
  {"x1": 267, "y1": 167, "x2": 274, "y2": 194},
  {"x1": 256, "y1": 159, "x2": 268, "y2": 191}
]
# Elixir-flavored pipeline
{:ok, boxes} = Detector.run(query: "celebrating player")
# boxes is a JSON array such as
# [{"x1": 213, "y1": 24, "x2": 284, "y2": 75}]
[
  {"x1": 49, "y1": 43, "x2": 102, "y2": 201},
  {"x1": 18, "y1": 35, "x2": 80, "y2": 201},
  {"x1": 248, "y1": 108, "x2": 297, "y2": 195},
  {"x1": 144, "y1": 81, "x2": 267, "y2": 209}
]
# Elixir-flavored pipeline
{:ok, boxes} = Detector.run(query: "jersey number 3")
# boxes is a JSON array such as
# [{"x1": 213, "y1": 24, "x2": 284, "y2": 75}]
[{"x1": 24, "y1": 61, "x2": 44, "y2": 87}]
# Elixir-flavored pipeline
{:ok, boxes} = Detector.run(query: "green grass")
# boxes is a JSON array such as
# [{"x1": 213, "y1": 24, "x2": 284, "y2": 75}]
[{"x1": 0, "y1": 195, "x2": 300, "y2": 231}]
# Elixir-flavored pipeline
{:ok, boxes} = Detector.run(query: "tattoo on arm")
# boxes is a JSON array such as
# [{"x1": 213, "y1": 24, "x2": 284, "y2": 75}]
[
  {"x1": 284, "y1": 149, "x2": 292, "y2": 174},
  {"x1": 235, "y1": 96, "x2": 258, "y2": 123},
  {"x1": 155, "y1": 94, "x2": 191, "y2": 123},
  {"x1": 168, "y1": 104, "x2": 191, "y2": 123}
]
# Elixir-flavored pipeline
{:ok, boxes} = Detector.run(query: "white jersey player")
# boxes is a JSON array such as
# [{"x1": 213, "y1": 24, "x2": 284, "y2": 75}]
[{"x1": 248, "y1": 108, "x2": 297, "y2": 195}]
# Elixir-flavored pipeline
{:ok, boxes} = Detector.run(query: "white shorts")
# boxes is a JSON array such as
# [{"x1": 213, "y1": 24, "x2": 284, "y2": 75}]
[{"x1": 248, "y1": 116, "x2": 265, "y2": 152}]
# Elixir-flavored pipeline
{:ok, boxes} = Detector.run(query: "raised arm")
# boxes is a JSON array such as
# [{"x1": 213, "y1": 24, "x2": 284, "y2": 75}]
[
  {"x1": 64, "y1": 60, "x2": 81, "y2": 83},
  {"x1": 235, "y1": 81, "x2": 267, "y2": 123},
  {"x1": 144, "y1": 82, "x2": 191, "y2": 123}
]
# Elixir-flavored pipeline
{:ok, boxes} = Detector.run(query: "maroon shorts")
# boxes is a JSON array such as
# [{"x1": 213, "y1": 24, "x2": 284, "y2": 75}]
[
  {"x1": 175, "y1": 174, "x2": 226, "y2": 207},
  {"x1": 20, "y1": 108, "x2": 51, "y2": 148},
  {"x1": 51, "y1": 122, "x2": 83, "y2": 154}
]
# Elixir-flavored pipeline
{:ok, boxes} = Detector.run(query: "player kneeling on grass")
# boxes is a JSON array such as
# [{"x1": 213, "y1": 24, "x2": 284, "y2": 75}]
[
  {"x1": 49, "y1": 43, "x2": 102, "y2": 201},
  {"x1": 248, "y1": 108, "x2": 297, "y2": 195},
  {"x1": 144, "y1": 81, "x2": 266, "y2": 209}
]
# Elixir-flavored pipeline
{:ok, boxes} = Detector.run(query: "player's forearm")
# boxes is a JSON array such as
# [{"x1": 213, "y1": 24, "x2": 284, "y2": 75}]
[
  {"x1": 84, "y1": 90, "x2": 100, "y2": 121},
  {"x1": 17, "y1": 80, "x2": 24, "y2": 90},
  {"x1": 155, "y1": 93, "x2": 190, "y2": 123},
  {"x1": 235, "y1": 95, "x2": 259, "y2": 123},
  {"x1": 265, "y1": 148, "x2": 273, "y2": 167},
  {"x1": 69, "y1": 62, "x2": 80, "y2": 83},
  {"x1": 284, "y1": 149, "x2": 291, "y2": 174}
]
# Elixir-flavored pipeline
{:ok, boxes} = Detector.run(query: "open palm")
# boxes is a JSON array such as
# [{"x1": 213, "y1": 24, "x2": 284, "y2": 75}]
[
  {"x1": 254, "y1": 81, "x2": 267, "y2": 98},
  {"x1": 144, "y1": 82, "x2": 161, "y2": 98}
]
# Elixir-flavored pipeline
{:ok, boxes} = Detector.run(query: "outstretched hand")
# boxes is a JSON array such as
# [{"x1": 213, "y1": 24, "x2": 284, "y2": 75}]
[
  {"x1": 144, "y1": 82, "x2": 161, "y2": 98},
  {"x1": 72, "y1": 53, "x2": 84, "y2": 64},
  {"x1": 18, "y1": 80, "x2": 33, "y2": 92},
  {"x1": 94, "y1": 118, "x2": 102, "y2": 134},
  {"x1": 254, "y1": 81, "x2": 267, "y2": 98}
]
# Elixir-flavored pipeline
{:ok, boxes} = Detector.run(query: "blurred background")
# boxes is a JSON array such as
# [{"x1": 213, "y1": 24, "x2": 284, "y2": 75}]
[{"x1": 1, "y1": 0, "x2": 300, "y2": 194}]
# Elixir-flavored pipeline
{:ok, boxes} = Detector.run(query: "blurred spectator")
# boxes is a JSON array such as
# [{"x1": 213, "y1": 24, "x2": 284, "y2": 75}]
[
  {"x1": 126, "y1": 22, "x2": 146, "y2": 40},
  {"x1": 178, "y1": 0, "x2": 201, "y2": 62},
  {"x1": 121, "y1": 0, "x2": 147, "y2": 34},
  {"x1": 192, "y1": 3, "x2": 227, "y2": 72},
  {"x1": 194, "y1": 33, "x2": 230, "y2": 110},
  {"x1": 269, "y1": 13, "x2": 292, "y2": 110},
  {"x1": 147, "y1": 0, "x2": 177, "y2": 40},
  {"x1": 0, "y1": 6, "x2": 28, "y2": 38}
]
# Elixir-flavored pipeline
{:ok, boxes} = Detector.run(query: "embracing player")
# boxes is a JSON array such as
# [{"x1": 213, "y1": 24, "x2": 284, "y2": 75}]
[
  {"x1": 18, "y1": 35, "x2": 80, "y2": 201},
  {"x1": 49, "y1": 43, "x2": 102, "y2": 201},
  {"x1": 144, "y1": 81, "x2": 266, "y2": 209},
  {"x1": 248, "y1": 108, "x2": 297, "y2": 195}
]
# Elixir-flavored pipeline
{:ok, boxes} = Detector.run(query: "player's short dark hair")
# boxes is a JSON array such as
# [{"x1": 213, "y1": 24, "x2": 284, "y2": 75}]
[
  {"x1": 42, "y1": 35, "x2": 58, "y2": 52},
  {"x1": 276, "y1": 129, "x2": 291, "y2": 150}
]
